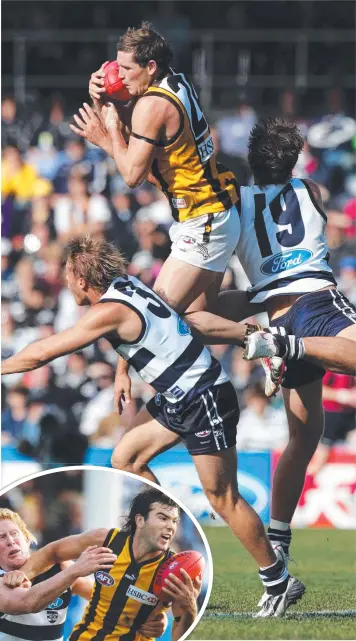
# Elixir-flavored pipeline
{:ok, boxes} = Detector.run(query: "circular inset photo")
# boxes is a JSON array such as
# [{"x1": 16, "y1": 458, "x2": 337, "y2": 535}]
[{"x1": 0, "y1": 466, "x2": 212, "y2": 641}]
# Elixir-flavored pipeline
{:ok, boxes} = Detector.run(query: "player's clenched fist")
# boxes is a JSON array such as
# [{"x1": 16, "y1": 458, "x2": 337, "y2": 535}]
[
  {"x1": 3, "y1": 570, "x2": 32, "y2": 589},
  {"x1": 72, "y1": 545, "x2": 117, "y2": 577}
]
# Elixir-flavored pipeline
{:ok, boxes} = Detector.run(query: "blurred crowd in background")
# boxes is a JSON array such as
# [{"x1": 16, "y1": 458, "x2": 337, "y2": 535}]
[
  {"x1": 2, "y1": 87, "x2": 355, "y2": 473},
  {"x1": 2, "y1": 0, "x2": 356, "y2": 475},
  {"x1": 0, "y1": 469, "x2": 199, "y2": 553}
]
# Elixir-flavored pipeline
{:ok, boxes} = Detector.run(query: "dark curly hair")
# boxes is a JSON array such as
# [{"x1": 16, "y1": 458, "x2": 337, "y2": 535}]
[
  {"x1": 121, "y1": 488, "x2": 180, "y2": 536},
  {"x1": 248, "y1": 117, "x2": 304, "y2": 186},
  {"x1": 117, "y1": 22, "x2": 173, "y2": 73}
]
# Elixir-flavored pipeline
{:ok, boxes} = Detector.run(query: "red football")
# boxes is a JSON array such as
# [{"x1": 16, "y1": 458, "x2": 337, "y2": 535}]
[
  {"x1": 103, "y1": 61, "x2": 131, "y2": 102},
  {"x1": 153, "y1": 550, "x2": 205, "y2": 598}
]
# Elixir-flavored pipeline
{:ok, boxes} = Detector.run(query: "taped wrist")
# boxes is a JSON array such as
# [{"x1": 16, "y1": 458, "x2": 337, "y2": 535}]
[{"x1": 242, "y1": 323, "x2": 262, "y2": 347}]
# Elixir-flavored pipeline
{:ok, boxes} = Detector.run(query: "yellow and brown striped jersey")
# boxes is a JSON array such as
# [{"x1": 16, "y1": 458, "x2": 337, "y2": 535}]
[
  {"x1": 138, "y1": 71, "x2": 238, "y2": 222},
  {"x1": 69, "y1": 529, "x2": 174, "y2": 641}
]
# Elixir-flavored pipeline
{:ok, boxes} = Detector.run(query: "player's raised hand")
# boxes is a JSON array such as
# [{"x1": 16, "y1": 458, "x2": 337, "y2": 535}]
[
  {"x1": 3, "y1": 570, "x2": 32, "y2": 589},
  {"x1": 89, "y1": 62, "x2": 109, "y2": 101},
  {"x1": 72, "y1": 545, "x2": 117, "y2": 577},
  {"x1": 139, "y1": 612, "x2": 168, "y2": 638},
  {"x1": 70, "y1": 103, "x2": 108, "y2": 148}
]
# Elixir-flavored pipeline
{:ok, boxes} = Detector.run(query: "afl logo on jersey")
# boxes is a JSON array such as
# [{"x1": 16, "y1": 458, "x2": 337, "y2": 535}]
[
  {"x1": 47, "y1": 597, "x2": 63, "y2": 609},
  {"x1": 95, "y1": 571, "x2": 115, "y2": 587},
  {"x1": 261, "y1": 249, "x2": 313, "y2": 275}
]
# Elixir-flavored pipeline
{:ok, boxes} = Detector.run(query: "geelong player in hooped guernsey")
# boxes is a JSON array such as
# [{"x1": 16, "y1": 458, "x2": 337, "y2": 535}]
[{"x1": 0, "y1": 508, "x2": 117, "y2": 641}]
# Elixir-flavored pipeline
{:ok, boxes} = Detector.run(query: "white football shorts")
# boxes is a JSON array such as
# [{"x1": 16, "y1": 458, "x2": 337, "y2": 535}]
[{"x1": 169, "y1": 205, "x2": 240, "y2": 273}]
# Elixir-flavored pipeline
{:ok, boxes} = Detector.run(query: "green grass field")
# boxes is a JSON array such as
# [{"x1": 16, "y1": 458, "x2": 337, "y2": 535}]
[{"x1": 190, "y1": 527, "x2": 356, "y2": 640}]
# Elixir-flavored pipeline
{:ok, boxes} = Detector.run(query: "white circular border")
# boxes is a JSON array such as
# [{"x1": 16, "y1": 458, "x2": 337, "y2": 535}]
[{"x1": 0, "y1": 464, "x2": 213, "y2": 641}]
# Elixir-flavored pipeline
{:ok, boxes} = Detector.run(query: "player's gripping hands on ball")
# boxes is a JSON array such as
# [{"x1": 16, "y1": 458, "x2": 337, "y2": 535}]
[{"x1": 162, "y1": 568, "x2": 201, "y2": 611}]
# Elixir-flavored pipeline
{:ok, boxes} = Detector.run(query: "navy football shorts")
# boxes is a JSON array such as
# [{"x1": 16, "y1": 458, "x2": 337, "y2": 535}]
[
  {"x1": 270, "y1": 288, "x2": 356, "y2": 389},
  {"x1": 320, "y1": 410, "x2": 356, "y2": 446},
  {"x1": 146, "y1": 381, "x2": 239, "y2": 455}
]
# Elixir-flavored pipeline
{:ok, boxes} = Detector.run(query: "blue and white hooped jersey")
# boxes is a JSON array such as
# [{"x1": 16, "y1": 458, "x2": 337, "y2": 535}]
[
  {"x1": 237, "y1": 178, "x2": 336, "y2": 302},
  {"x1": 0, "y1": 565, "x2": 71, "y2": 641},
  {"x1": 100, "y1": 275, "x2": 229, "y2": 402}
]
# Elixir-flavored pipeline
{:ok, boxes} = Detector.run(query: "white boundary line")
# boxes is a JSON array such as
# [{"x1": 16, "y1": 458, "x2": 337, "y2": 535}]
[{"x1": 204, "y1": 609, "x2": 356, "y2": 619}]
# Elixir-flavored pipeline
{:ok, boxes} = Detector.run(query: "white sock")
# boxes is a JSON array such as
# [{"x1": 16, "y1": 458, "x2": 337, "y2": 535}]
[{"x1": 270, "y1": 519, "x2": 290, "y2": 531}]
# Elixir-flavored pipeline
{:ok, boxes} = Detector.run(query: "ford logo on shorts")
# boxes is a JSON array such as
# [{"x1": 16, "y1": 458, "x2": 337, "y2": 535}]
[
  {"x1": 47, "y1": 597, "x2": 63, "y2": 609},
  {"x1": 95, "y1": 571, "x2": 115, "y2": 587},
  {"x1": 261, "y1": 249, "x2": 312, "y2": 275}
]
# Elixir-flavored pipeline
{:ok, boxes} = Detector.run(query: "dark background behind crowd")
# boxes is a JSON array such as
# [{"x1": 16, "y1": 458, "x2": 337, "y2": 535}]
[{"x1": 2, "y1": 0, "x2": 355, "y2": 474}]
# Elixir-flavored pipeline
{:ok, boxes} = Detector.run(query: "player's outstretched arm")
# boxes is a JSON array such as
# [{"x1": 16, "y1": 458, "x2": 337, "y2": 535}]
[
  {"x1": 184, "y1": 310, "x2": 252, "y2": 346},
  {"x1": 0, "y1": 546, "x2": 115, "y2": 615},
  {"x1": 60, "y1": 561, "x2": 94, "y2": 601},
  {"x1": 14, "y1": 529, "x2": 110, "y2": 581},
  {"x1": 1, "y1": 304, "x2": 124, "y2": 375}
]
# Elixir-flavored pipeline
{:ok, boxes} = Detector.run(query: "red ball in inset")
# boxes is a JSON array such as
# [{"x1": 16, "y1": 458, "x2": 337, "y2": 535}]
[
  {"x1": 153, "y1": 550, "x2": 205, "y2": 598},
  {"x1": 103, "y1": 61, "x2": 131, "y2": 102}
]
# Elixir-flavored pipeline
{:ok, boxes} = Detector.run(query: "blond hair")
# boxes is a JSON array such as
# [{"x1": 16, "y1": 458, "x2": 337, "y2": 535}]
[
  {"x1": 64, "y1": 234, "x2": 127, "y2": 292},
  {"x1": 0, "y1": 509, "x2": 37, "y2": 545}
]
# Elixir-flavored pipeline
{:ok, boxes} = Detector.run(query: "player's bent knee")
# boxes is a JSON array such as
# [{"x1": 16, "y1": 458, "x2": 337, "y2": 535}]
[
  {"x1": 204, "y1": 486, "x2": 240, "y2": 519},
  {"x1": 111, "y1": 448, "x2": 135, "y2": 471}
]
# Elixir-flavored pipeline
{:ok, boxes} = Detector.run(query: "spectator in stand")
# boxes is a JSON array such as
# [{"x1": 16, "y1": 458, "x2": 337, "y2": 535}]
[
  {"x1": 210, "y1": 125, "x2": 251, "y2": 186},
  {"x1": 53, "y1": 173, "x2": 111, "y2": 242},
  {"x1": 1, "y1": 97, "x2": 39, "y2": 153},
  {"x1": 1, "y1": 386, "x2": 38, "y2": 445},
  {"x1": 309, "y1": 372, "x2": 356, "y2": 476},
  {"x1": 32, "y1": 97, "x2": 72, "y2": 151},
  {"x1": 89, "y1": 412, "x2": 125, "y2": 449},
  {"x1": 1, "y1": 146, "x2": 50, "y2": 205},
  {"x1": 52, "y1": 137, "x2": 94, "y2": 194},
  {"x1": 325, "y1": 225, "x2": 355, "y2": 277},
  {"x1": 108, "y1": 190, "x2": 138, "y2": 260},
  {"x1": 342, "y1": 197, "x2": 356, "y2": 239},
  {"x1": 215, "y1": 94, "x2": 257, "y2": 159},
  {"x1": 337, "y1": 256, "x2": 356, "y2": 305},
  {"x1": 79, "y1": 361, "x2": 115, "y2": 438},
  {"x1": 236, "y1": 383, "x2": 288, "y2": 451},
  {"x1": 135, "y1": 188, "x2": 172, "y2": 227}
]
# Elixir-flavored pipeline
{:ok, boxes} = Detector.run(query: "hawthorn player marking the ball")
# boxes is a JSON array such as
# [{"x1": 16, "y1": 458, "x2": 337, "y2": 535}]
[
  {"x1": 4, "y1": 488, "x2": 202, "y2": 641},
  {"x1": 70, "y1": 21, "x2": 249, "y2": 411}
]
